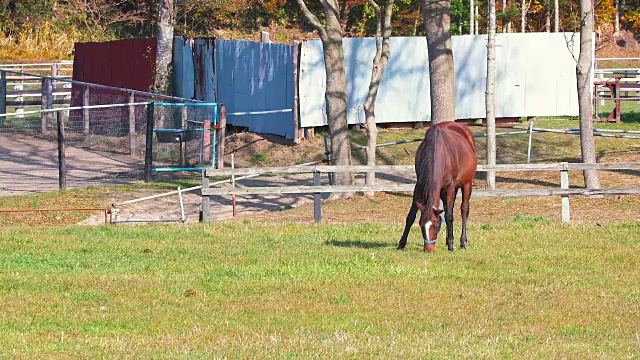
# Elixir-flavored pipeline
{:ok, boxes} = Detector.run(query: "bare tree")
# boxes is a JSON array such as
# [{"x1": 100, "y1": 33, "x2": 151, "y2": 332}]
[
  {"x1": 55, "y1": 0, "x2": 144, "y2": 38},
  {"x1": 486, "y1": 0, "x2": 497, "y2": 189},
  {"x1": 423, "y1": 0, "x2": 456, "y2": 123},
  {"x1": 576, "y1": 0, "x2": 600, "y2": 188},
  {"x1": 470, "y1": 0, "x2": 475, "y2": 34},
  {"x1": 554, "y1": 0, "x2": 559, "y2": 31},
  {"x1": 363, "y1": 0, "x2": 395, "y2": 196},
  {"x1": 155, "y1": 0, "x2": 175, "y2": 94},
  {"x1": 297, "y1": 0, "x2": 353, "y2": 189},
  {"x1": 615, "y1": 0, "x2": 620, "y2": 34},
  {"x1": 520, "y1": 0, "x2": 527, "y2": 32}
]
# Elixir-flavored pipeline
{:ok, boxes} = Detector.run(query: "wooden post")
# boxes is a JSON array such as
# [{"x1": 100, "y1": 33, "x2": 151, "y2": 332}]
[
  {"x1": 0, "y1": 71, "x2": 6, "y2": 121},
  {"x1": 129, "y1": 92, "x2": 136, "y2": 156},
  {"x1": 201, "y1": 171, "x2": 211, "y2": 222},
  {"x1": 203, "y1": 119, "x2": 211, "y2": 163},
  {"x1": 144, "y1": 103, "x2": 155, "y2": 182},
  {"x1": 293, "y1": 41, "x2": 302, "y2": 144},
  {"x1": 216, "y1": 104, "x2": 227, "y2": 169},
  {"x1": 57, "y1": 111, "x2": 66, "y2": 190},
  {"x1": 180, "y1": 105, "x2": 188, "y2": 167},
  {"x1": 41, "y1": 78, "x2": 53, "y2": 133},
  {"x1": 527, "y1": 120, "x2": 534, "y2": 163},
  {"x1": 560, "y1": 162, "x2": 570, "y2": 223},
  {"x1": 313, "y1": 170, "x2": 322, "y2": 223},
  {"x1": 261, "y1": 31, "x2": 270, "y2": 43},
  {"x1": 82, "y1": 85, "x2": 90, "y2": 141},
  {"x1": 614, "y1": 79, "x2": 621, "y2": 123}
]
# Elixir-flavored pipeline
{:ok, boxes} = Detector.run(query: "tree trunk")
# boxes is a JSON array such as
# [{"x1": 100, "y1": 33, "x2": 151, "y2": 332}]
[
  {"x1": 363, "y1": 0, "x2": 395, "y2": 197},
  {"x1": 475, "y1": 6, "x2": 479, "y2": 34},
  {"x1": 546, "y1": 9, "x2": 551, "y2": 32},
  {"x1": 297, "y1": 0, "x2": 354, "y2": 191},
  {"x1": 615, "y1": 0, "x2": 620, "y2": 35},
  {"x1": 470, "y1": 0, "x2": 475, "y2": 34},
  {"x1": 486, "y1": 0, "x2": 497, "y2": 189},
  {"x1": 155, "y1": 0, "x2": 175, "y2": 94},
  {"x1": 576, "y1": 0, "x2": 600, "y2": 189},
  {"x1": 502, "y1": 0, "x2": 507, "y2": 32},
  {"x1": 423, "y1": 0, "x2": 456, "y2": 123},
  {"x1": 521, "y1": 0, "x2": 526, "y2": 33},
  {"x1": 554, "y1": 0, "x2": 559, "y2": 31}
]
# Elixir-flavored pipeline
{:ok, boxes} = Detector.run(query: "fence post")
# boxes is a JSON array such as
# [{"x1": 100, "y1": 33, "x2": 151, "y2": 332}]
[
  {"x1": 129, "y1": 92, "x2": 136, "y2": 156},
  {"x1": 180, "y1": 104, "x2": 188, "y2": 167},
  {"x1": 203, "y1": 119, "x2": 211, "y2": 163},
  {"x1": 216, "y1": 104, "x2": 227, "y2": 169},
  {"x1": 200, "y1": 171, "x2": 211, "y2": 222},
  {"x1": 313, "y1": 170, "x2": 322, "y2": 223},
  {"x1": 82, "y1": 85, "x2": 90, "y2": 141},
  {"x1": 527, "y1": 120, "x2": 534, "y2": 163},
  {"x1": 323, "y1": 134, "x2": 333, "y2": 185},
  {"x1": 560, "y1": 162, "x2": 570, "y2": 223},
  {"x1": 145, "y1": 102, "x2": 155, "y2": 182},
  {"x1": 41, "y1": 77, "x2": 53, "y2": 133},
  {"x1": 0, "y1": 71, "x2": 6, "y2": 126},
  {"x1": 57, "y1": 111, "x2": 66, "y2": 190},
  {"x1": 292, "y1": 41, "x2": 301, "y2": 144}
]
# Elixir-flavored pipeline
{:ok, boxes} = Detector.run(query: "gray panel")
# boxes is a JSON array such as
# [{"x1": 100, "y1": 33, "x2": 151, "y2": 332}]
[{"x1": 173, "y1": 36, "x2": 195, "y2": 100}]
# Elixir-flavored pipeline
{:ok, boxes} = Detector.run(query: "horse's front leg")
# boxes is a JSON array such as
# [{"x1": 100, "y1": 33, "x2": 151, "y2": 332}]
[
  {"x1": 441, "y1": 187, "x2": 457, "y2": 251},
  {"x1": 398, "y1": 202, "x2": 418, "y2": 250},
  {"x1": 459, "y1": 181, "x2": 472, "y2": 249}
]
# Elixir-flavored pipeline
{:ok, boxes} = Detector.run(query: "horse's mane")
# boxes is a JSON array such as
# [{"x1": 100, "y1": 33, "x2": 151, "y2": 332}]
[{"x1": 415, "y1": 125, "x2": 440, "y2": 207}]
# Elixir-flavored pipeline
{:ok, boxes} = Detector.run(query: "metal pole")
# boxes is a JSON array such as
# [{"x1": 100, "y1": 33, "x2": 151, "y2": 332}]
[
  {"x1": 560, "y1": 162, "x2": 570, "y2": 223},
  {"x1": 313, "y1": 171, "x2": 322, "y2": 223},
  {"x1": 527, "y1": 120, "x2": 534, "y2": 163},
  {"x1": 180, "y1": 105, "x2": 188, "y2": 167},
  {"x1": 57, "y1": 111, "x2": 66, "y2": 190},
  {"x1": 82, "y1": 85, "x2": 90, "y2": 141},
  {"x1": 232, "y1": 153, "x2": 237, "y2": 217},
  {"x1": 144, "y1": 103, "x2": 155, "y2": 182},
  {"x1": 129, "y1": 92, "x2": 136, "y2": 156},
  {"x1": 178, "y1": 187, "x2": 186, "y2": 222}
]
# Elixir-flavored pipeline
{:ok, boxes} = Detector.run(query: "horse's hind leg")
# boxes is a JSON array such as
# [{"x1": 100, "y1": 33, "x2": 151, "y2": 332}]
[
  {"x1": 442, "y1": 187, "x2": 457, "y2": 252},
  {"x1": 460, "y1": 181, "x2": 472, "y2": 249},
  {"x1": 398, "y1": 202, "x2": 418, "y2": 250}
]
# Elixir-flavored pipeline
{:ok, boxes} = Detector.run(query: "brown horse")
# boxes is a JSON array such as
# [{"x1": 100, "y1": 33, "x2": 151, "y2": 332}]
[{"x1": 398, "y1": 122, "x2": 477, "y2": 252}]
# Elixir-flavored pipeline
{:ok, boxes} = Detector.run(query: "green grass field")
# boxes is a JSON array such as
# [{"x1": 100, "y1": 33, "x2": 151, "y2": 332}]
[
  {"x1": 0, "y1": 219, "x2": 638, "y2": 358},
  {"x1": 0, "y1": 114, "x2": 638, "y2": 357}
]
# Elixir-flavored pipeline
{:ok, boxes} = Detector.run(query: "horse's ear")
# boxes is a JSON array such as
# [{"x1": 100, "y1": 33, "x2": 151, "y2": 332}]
[{"x1": 432, "y1": 206, "x2": 444, "y2": 216}]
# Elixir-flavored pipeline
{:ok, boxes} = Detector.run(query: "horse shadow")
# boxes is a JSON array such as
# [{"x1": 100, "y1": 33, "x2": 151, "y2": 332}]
[{"x1": 324, "y1": 239, "x2": 390, "y2": 249}]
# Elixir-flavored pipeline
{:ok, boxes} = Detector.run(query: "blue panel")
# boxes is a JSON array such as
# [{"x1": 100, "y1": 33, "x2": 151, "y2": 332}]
[
  {"x1": 215, "y1": 40, "x2": 294, "y2": 139},
  {"x1": 173, "y1": 36, "x2": 195, "y2": 100}
]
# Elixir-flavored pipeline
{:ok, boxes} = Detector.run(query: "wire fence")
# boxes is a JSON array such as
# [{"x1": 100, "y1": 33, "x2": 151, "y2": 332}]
[{"x1": 0, "y1": 69, "x2": 202, "y2": 194}]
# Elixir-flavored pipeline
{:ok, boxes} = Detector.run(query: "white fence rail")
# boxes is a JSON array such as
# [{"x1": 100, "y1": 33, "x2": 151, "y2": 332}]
[{"x1": 202, "y1": 163, "x2": 640, "y2": 223}]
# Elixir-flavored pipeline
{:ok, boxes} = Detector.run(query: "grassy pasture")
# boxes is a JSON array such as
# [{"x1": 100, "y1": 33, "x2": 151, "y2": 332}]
[
  {"x1": 0, "y1": 115, "x2": 638, "y2": 357},
  {"x1": 0, "y1": 219, "x2": 638, "y2": 358}
]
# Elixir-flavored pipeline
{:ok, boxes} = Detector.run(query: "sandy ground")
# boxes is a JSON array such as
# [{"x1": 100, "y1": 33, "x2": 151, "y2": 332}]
[{"x1": 0, "y1": 133, "x2": 140, "y2": 195}]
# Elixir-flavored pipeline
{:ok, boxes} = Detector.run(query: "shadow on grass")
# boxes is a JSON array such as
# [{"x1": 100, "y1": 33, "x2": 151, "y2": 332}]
[{"x1": 324, "y1": 240, "x2": 390, "y2": 249}]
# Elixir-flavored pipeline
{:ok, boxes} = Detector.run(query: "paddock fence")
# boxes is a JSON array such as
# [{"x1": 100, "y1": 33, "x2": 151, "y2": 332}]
[
  {"x1": 0, "y1": 69, "x2": 208, "y2": 193},
  {"x1": 201, "y1": 163, "x2": 640, "y2": 223}
]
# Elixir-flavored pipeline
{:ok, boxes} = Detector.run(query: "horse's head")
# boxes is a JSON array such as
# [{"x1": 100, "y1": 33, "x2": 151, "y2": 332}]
[{"x1": 416, "y1": 203, "x2": 444, "y2": 252}]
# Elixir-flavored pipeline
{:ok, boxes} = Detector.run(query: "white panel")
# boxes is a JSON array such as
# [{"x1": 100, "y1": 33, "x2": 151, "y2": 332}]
[{"x1": 299, "y1": 33, "x2": 585, "y2": 127}]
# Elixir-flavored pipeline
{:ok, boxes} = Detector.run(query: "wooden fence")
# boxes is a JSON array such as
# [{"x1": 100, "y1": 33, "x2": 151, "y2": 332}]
[{"x1": 201, "y1": 162, "x2": 640, "y2": 223}]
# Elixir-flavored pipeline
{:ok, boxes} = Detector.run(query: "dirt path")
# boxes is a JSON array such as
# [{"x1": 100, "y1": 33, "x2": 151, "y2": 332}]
[{"x1": 0, "y1": 133, "x2": 140, "y2": 195}]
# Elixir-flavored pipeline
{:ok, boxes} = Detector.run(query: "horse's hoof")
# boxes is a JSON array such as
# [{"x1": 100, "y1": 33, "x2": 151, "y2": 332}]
[{"x1": 397, "y1": 245, "x2": 405, "y2": 251}]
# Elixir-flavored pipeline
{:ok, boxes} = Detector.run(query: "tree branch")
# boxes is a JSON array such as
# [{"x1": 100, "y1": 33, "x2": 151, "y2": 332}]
[{"x1": 296, "y1": 0, "x2": 327, "y2": 38}]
